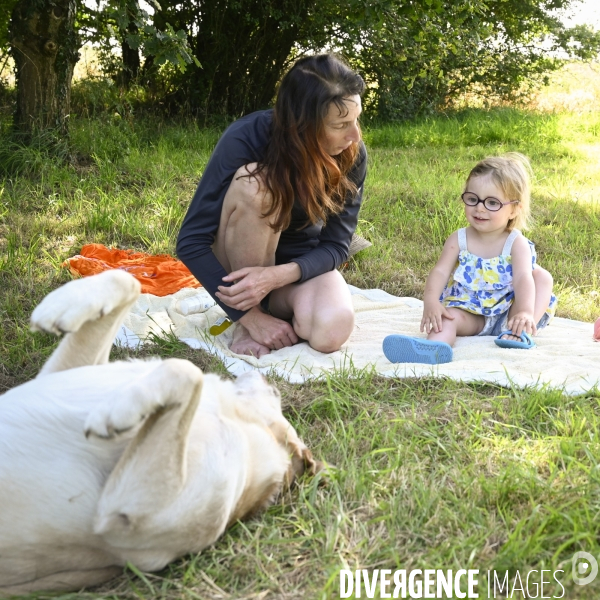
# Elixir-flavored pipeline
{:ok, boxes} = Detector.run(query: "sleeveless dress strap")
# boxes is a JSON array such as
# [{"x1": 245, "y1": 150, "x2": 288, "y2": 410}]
[
  {"x1": 457, "y1": 228, "x2": 468, "y2": 252},
  {"x1": 501, "y1": 228, "x2": 520, "y2": 255}
]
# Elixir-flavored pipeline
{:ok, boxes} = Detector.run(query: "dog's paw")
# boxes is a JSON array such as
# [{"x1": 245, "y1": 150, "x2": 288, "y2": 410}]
[
  {"x1": 83, "y1": 369, "x2": 172, "y2": 438},
  {"x1": 84, "y1": 393, "x2": 157, "y2": 439},
  {"x1": 85, "y1": 401, "x2": 140, "y2": 438},
  {"x1": 31, "y1": 271, "x2": 140, "y2": 335},
  {"x1": 84, "y1": 359, "x2": 200, "y2": 439}
]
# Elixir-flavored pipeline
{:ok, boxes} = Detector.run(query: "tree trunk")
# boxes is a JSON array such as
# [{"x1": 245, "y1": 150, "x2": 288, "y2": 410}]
[
  {"x1": 9, "y1": 0, "x2": 79, "y2": 138},
  {"x1": 189, "y1": 0, "x2": 309, "y2": 118},
  {"x1": 147, "y1": 0, "x2": 318, "y2": 118},
  {"x1": 119, "y1": 21, "x2": 140, "y2": 90}
]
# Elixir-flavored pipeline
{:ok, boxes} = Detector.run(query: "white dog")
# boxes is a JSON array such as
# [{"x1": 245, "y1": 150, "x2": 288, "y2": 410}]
[{"x1": 0, "y1": 271, "x2": 318, "y2": 596}]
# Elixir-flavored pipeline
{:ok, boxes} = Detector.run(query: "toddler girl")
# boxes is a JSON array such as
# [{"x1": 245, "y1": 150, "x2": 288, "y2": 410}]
[{"x1": 383, "y1": 153, "x2": 556, "y2": 365}]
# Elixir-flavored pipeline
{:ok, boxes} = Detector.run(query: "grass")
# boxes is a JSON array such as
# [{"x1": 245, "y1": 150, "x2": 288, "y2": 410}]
[{"x1": 2, "y1": 64, "x2": 600, "y2": 599}]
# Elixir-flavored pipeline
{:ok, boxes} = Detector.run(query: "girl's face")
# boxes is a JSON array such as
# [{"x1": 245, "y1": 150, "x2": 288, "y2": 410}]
[
  {"x1": 463, "y1": 174, "x2": 519, "y2": 234},
  {"x1": 320, "y1": 95, "x2": 362, "y2": 156}
]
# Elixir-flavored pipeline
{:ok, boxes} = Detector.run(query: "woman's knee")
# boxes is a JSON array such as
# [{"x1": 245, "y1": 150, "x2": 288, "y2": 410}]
[{"x1": 304, "y1": 306, "x2": 355, "y2": 353}]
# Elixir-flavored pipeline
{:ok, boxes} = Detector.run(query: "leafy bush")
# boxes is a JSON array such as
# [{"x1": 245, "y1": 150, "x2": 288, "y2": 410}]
[
  {"x1": 1, "y1": 0, "x2": 599, "y2": 128},
  {"x1": 70, "y1": 78, "x2": 149, "y2": 119},
  {"x1": 324, "y1": 0, "x2": 600, "y2": 120}
]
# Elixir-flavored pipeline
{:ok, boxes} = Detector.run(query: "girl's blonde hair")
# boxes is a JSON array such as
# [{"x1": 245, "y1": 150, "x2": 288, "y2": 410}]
[{"x1": 466, "y1": 152, "x2": 532, "y2": 231}]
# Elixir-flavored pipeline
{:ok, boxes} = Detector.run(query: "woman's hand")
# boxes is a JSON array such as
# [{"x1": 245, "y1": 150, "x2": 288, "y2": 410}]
[
  {"x1": 216, "y1": 266, "x2": 276, "y2": 311},
  {"x1": 239, "y1": 308, "x2": 298, "y2": 350},
  {"x1": 216, "y1": 263, "x2": 301, "y2": 312},
  {"x1": 420, "y1": 301, "x2": 455, "y2": 334},
  {"x1": 507, "y1": 311, "x2": 537, "y2": 337}
]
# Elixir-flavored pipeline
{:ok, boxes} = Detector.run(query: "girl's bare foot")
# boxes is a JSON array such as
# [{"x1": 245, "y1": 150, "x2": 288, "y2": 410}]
[
  {"x1": 230, "y1": 324, "x2": 270, "y2": 357},
  {"x1": 499, "y1": 333, "x2": 526, "y2": 342}
]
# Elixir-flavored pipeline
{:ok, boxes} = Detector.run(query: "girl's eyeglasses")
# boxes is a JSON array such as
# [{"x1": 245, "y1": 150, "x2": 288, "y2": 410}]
[{"x1": 461, "y1": 192, "x2": 520, "y2": 212}]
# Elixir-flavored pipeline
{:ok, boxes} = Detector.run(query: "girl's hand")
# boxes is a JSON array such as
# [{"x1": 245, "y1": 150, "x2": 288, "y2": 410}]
[
  {"x1": 216, "y1": 267, "x2": 275, "y2": 311},
  {"x1": 420, "y1": 301, "x2": 455, "y2": 334},
  {"x1": 507, "y1": 311, "x2": 537, "y2": 337}
]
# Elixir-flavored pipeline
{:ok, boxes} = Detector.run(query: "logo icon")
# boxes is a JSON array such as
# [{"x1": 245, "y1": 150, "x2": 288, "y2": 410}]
[{"x1": 572, "y1": 551, "x2": 598, "y2": 586}]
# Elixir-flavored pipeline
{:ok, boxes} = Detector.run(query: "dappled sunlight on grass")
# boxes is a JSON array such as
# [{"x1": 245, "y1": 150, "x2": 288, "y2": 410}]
[{"x1": 474, "y1": 436, "x2": 575, "y2": 477}]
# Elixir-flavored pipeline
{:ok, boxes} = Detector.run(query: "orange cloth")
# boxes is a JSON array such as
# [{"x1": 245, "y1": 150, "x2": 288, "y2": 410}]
[{"x1": 64, "y1": 244, "x2": 201, "y2": 296}]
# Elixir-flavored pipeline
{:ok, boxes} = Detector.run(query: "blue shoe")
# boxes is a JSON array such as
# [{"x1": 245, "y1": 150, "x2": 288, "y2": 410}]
[
  {"x1": 494, "y1": 330, "x2": 535, "y2": 349},
  {"x1": 383, "y1": 335, "x2": 453, "y2": 365}
]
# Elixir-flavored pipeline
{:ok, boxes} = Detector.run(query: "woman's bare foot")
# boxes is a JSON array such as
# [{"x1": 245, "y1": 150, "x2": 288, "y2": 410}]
[{"x1": 230, "y1": 323, "x2": 270, "y2": 357}]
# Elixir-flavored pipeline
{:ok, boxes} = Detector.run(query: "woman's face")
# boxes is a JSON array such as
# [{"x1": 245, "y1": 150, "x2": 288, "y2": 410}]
[{"x1": 320, "y1": 95, "x2": 362, "y2": 156}]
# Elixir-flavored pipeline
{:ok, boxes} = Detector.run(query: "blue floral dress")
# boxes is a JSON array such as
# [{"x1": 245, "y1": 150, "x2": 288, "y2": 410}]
[{"x1": 440, "y1": 228, "x2": 557, "y2": 321}]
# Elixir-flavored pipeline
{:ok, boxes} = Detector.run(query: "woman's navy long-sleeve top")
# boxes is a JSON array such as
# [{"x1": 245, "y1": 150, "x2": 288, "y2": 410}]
[{"x1": 176, "y1": 109, "x2": 368, "y2": 322}]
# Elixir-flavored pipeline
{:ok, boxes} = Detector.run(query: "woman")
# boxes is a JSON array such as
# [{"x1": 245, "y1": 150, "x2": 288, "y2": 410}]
[{"x1": 176, "y1": 54, "x2": 367, "y2": 358}]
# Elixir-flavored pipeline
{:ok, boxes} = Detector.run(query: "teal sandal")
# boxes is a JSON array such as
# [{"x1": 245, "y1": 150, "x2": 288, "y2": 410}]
[
  {"x1": 494, "y1": 330, "x2": 536, "y2": 349},
  {"x1": 383, "y1": 335, "x2": 453, "y2": 365}
]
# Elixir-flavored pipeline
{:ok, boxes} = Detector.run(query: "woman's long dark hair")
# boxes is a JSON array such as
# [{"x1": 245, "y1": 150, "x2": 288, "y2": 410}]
[{"x1": 252, "y1": 53, "x2": 365, "y2": 231}]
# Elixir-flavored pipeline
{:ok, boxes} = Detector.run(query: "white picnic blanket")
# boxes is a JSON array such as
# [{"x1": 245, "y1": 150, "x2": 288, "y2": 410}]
[{"x1": 115, "y1": 286, "x2": 600, "y2": 395}]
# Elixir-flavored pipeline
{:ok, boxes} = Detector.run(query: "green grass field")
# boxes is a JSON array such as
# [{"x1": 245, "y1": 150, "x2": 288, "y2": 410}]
[{"x1": 1, "y1": 65, "x2": 600, "y2": 599}]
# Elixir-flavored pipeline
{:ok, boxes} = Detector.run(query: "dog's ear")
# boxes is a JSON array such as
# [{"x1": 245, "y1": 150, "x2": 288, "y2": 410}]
[
  {"x1": 269, "y1": 420, "x2": 323, "y2": 487},
  {"x1": 289, "y1": 445, "x2": 323, "y2": 480}
]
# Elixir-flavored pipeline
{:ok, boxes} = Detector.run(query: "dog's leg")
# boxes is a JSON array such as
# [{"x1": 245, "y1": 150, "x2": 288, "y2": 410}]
[
  {"x1": 86, "y1": 358, "x2": 205, "y2": 556},
  {"x1": 31, "y1": 270, "x2": 141, "y2": 376},
  {"x1": 0, "y1": 567, "x2": 122, "y2": 597}
]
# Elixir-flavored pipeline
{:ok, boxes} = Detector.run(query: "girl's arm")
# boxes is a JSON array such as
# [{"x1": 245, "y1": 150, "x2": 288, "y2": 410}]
[
  {"x1": 508, "y1": 234, "x2": 537, "y2": 336},
  {"x1": 421, "y1": 232, "x2": 460, "y2": 333}
]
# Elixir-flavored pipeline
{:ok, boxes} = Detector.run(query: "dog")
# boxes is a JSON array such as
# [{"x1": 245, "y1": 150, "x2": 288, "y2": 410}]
[{"x1": 0, "y1": 270, "x2": 319, "y2": 596}]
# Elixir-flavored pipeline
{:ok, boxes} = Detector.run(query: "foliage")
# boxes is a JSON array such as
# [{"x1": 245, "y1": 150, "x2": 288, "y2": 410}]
[
  {"x1": 0, "y1": 53, "x2": 14, "y2": 110},
  {"x1": 116, "y1": 0, "x2": 600, "y2": 120},
  {"x1": 1, "y1": 0, "x2": 199, "y2": 142},
  {"x1": 1, "y1": 0, "x2": 600, "y2": 132},
  {"x1": 307, "y1": 0, "x2": 600, "y2": 120},
  {"x1": 0, "y1": 0, "x2": 17, "y2": 49},
  {"x1": 0, "y1": 0, "x2": 197, "y2": 77},
  {"x1": 139, "y1": 0, "x2": 318, "y2": 117},
  {"x1": 79, "y1": 0, "x2": 199, "y2": 86}
]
